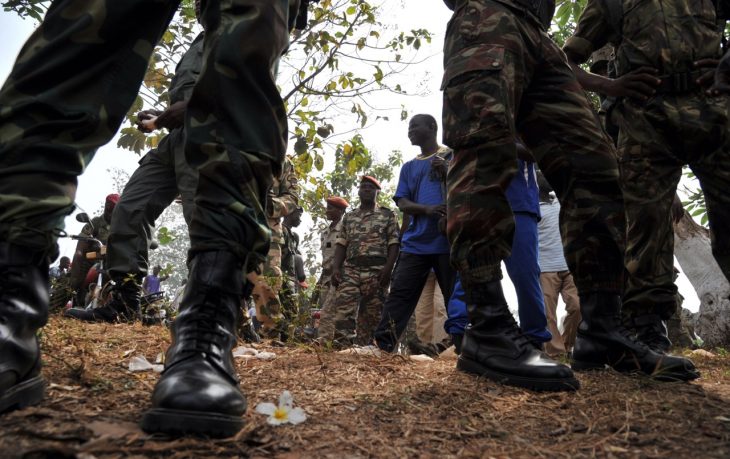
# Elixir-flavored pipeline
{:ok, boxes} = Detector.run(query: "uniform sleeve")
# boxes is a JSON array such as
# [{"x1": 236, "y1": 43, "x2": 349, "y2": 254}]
[
  {"x1": 385, "y1": 211, "x2": 401, "y2": 247},
  {"x1": 336, "y1": 214, "x2": 349, "y2": 247},
  {"x1": 393, "y1": 161, "x2": 412, "y2": 203},
  {"x1": 563, "y1": 0, "x2": 613, "y2": 64},
  {"x1": 168, "y1": 33, "x2": 205, "y2": 104},
  {"x1": 80, "y1": 222, "x2": 93, "y2": 237},
  {"x1": 269, "y1": 159, "x2": 301, "y2": 219}
]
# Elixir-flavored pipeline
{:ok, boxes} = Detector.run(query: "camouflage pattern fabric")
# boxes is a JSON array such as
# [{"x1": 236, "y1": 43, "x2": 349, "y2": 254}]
[
  {"x1": 279, "y1": 224, "x2": 300, "y2": 318},
  {"x1": 442, "y1": 0, "x2": 625, "y2": 293},
  {"x1": 314, "y1": 219, "x2": 343, "y2": 338},
  {"x1": 332, "y1": 264, "x2": 387, "y2": 346},
  {"x1": 105, "y1": 34, "x2": 204, "y2": 279},
  {"x1": 0, "y1": 0, "x2": 292, "y2": 282},
  {"x1": 81, "y1": 216, "x2": 112, "y2": 245},
  {"x1": 248, "y1": 243, "x2": 285, "y2": 333},
  {"x1": 248, "y1": 158, "x2": 299, "y2": 334},
  {"x1": 564, "y1": 0, "x2": 730, "y2": 319},
  {"x1": 322, "y1": 206, "x2": 399, "y2": 341}
]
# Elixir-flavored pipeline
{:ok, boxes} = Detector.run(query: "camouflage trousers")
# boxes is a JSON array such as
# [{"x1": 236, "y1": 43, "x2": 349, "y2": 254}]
[
  {"x1": 442, "y1": 0, "x2": 625, "y2": 294},
  {"x1": 247, "y1": 243, "x2": 285, "y2": 334},
  {"x1": 0, "y1": 0, "x2": 291, "y2": 275},
  {"x1": 106, "y1": 131, "x2": 197, "y2": 280},
  {"x1": 327, "y1": 264, "x2": 386, "y2": 345},
  {"x1": 316, "y1": 281, "x2": 336, "y2": 340},
  {"x1": 616, "y1": 93, "x2": 730, "y2": 320}
]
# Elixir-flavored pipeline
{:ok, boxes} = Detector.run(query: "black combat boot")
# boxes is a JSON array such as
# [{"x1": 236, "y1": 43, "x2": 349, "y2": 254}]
[
  {"x1": 456, "y1": 281, "x2": 579, "y2": 392},
  {"x1": 0, "y1": 243, "x2": 49, "y2": 414},
  {"x1": 627, "y1": 313, "x2": 672, "y2": 354},
  {"x1": 64, "y1": 276, "x2": 140, "y2": 323},
  {"x1": 572, "y1": 294, "x2": 699, "y2": 381},
  {"x1": 141, "y1": 251, "x2": 246, "y2": 437}
]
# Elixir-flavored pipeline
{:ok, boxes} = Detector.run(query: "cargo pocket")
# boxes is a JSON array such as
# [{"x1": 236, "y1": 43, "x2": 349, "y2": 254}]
[{"x1": 441, "y1": 44, "x2": 511, "y2": 149}]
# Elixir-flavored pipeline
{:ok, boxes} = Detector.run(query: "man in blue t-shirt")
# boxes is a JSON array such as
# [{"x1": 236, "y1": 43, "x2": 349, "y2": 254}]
[{"x1": 374, "y1": 114, "x2": 456, "y2": 353}]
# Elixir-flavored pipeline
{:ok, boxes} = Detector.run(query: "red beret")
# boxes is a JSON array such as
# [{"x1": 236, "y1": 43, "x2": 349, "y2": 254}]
[
  {"x1": 326, "y1": 196, "x2": 349, "y2": 209},
  {"x1": 360, "y1": 175, "x2": 381, "y2": 190},
  {"x1": 106, "y1": 193, "x2": 121, "y2": 205}
]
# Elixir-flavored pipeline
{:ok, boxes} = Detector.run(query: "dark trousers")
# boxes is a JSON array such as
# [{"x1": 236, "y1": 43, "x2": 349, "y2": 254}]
[{"x1": 374, "y1": 252, "x2": 455, "y2": 352}]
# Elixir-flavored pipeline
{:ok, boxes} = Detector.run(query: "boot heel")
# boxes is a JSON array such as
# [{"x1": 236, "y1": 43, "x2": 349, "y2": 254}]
[{"x1": 0, "y1": 375, "x2": 46, "y2": 413}]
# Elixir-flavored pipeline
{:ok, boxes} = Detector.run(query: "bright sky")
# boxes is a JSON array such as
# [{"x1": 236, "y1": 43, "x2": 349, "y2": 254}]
[{"x1": 0, "y1": 2, "x2": 700, "y2": 314}]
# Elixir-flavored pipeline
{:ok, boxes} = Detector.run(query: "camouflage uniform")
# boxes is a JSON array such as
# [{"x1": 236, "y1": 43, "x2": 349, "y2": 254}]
[
  {"x1": 563, "y1": 0, "x2": 730, "y2": 322},
  {"x1": 329, "y1": 206, "x2": 400, "y2": 344},
  {"x1": 279, "y1": 223, "x2": 300, "y2": 317},
  {"x1": 0, "y1": 0, "x2": 292, "y2": 276},
  {"x1": 247, "y1": 158, "x2": 299, "y2": 335},
  {"x1": 315, "y1": 219, "x2": 343, "y2": 339},
  {"x1": 105, "y1": 33, "x2": 203, "y2": 280},
  {"x1": 443, "y1": 0, "x2": 626, "y2": 294}
]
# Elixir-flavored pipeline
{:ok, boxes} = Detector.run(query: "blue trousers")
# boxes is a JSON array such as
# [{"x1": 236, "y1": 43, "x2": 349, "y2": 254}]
[{"x1": 446, "y1": 212, "x2": 551, "y2": 342}]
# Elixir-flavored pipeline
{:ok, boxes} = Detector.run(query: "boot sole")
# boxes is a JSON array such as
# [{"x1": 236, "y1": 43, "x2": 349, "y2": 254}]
[
  {"x1": 572, "y1": 358, "x2": 701, "y2": 382},
  {"x1": 0, "y1": 375, "x2": 45, "y2": 414},
  {"x1": 457, "y1": 356, "x2": 579, "y2": 392},
  {"x1": 141, "y1": 408, "x2": 244, "y2": 438}
]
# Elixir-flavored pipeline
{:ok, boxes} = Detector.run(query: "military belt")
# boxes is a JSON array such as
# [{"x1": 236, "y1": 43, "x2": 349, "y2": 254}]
[
  {"x1": 655, "y1": 70, "x2": 703, "y2": 94},
  {"x1": 347, "y1": 256, "x2": 387, "y2": 267}
]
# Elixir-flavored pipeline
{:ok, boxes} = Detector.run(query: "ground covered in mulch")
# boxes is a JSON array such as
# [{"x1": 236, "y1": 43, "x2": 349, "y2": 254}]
[{"x1": 2, "y1": 316, "x2": 730, "y2": 459}]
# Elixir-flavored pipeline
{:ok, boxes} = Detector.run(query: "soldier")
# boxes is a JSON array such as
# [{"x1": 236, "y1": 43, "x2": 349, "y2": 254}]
[
  {"x1": 247, "y1": 157, "x2": 300, "y2": 340},
  {"x1": 0, "y1": 0, "x2": 301, "y2": 439},
  {"x1": 315, "y1": 196, "x2": 348, "y2": 340},
  {"x1": 328, "y1": 176, "x2": 400, "y2": 345},
  {"x1": 562, "y1": 0, "x2": 727, "y2": 361},
  {"x1": 65, "y1": 24, "x2": 204, "y2": 323},
  {"x1": 441, "y1": 0, "x2": 697, "y2": 392},
  {"x1": 280, "y1": 206, "x2": 304, "y2": 320}
]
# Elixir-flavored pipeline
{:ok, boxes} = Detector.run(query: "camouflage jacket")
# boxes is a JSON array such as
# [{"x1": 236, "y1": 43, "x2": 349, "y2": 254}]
[
  {"x1": 564, "y1": 0, "x2": 723, "y2": 76},
  {"x1": 267, "y1": 158, "x2": 300, "y2": 245},
  {"x1": 81, "y1": 215, "x2": 111, "y2": 245},
  {"x1": 336, "y1": 206, "x2": 400, "y2": 266},
  {"x1": 281, "y1": 225, "x2": 300, "y2": 279},
  {"x1": 320, "y1": 219, "x2": 343, "y2": 277}
]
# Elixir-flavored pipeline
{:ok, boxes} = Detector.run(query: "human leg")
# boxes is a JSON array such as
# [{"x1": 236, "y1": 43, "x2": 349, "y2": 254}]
[
  {"x1": 504, "y1": 213, "x2": 551, "y2": 343},
  {"x1": 558, "y1": 271, "x2": 581, "y2": 352},
  {"x1": 0, "y1": 0, "x2": 180, "y2": 415},
  {"x1": 373, "y1": 253, "x2": 431, "y2": 352},
  {"x1": 540, "y1": 272, "x2": 566, "y2": 356},
  {"x1": 442, "y1": 0, "x2": 576, "y2": 391}
]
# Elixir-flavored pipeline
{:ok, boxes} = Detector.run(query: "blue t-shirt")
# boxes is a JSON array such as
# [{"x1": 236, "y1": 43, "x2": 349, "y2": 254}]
[
  {"x1": 505, "y1": 159, "x2": 540, "y2": 217},
  {"x1": 394, "y1": 149, "x2": 451, "y2": 255}
]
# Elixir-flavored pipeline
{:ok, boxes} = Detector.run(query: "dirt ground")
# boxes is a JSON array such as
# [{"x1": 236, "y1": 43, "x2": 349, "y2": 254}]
[{"x1": 2, "y1": 316, "x2": 729, "y2": 459}]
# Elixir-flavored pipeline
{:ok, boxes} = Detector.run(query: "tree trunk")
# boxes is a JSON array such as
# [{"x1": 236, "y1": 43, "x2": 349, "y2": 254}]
[{"x1": 673, "y1": 211, "x2": 730, "y2": 347}]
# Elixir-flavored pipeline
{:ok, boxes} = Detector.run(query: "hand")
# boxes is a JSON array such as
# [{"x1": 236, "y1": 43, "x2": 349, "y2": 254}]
[
  {"x1": 425, "y1": 204, "x2": 447, "y2": 218},
  {"x1": 431, "y1": 157, "x2": 448, "y2": 177},
  {"x1": 438, "y1": 216, "x2": 447, "y2": 235},
  {"x1": 377, "y1": 267, "x2": 391, "y2": 289},
  {"x1": 331, "y1": 269, "x2": 342, "y2": 287},
  {"x1": 605, "y1": 66, "x2": 660, "y2": 100},
  {"x1": 136, "y1": 109, "x2": 162, "y2": 133},
  {"x1": 709, "y1": 53, "x2": 730, "y2": 95},
  {"x1": 155, "y1": 100, "x2": 188, "y2": 130},
  {"x1": 671, "y1": 194, "x2": 685, "y2": 224},
  {"x1": 693, "y1": 58, "x2": 720, "y2": 89}
]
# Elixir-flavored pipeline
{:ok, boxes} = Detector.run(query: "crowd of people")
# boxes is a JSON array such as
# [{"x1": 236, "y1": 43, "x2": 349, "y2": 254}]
[{"x1": 2, "y1": 0, "x2": 730, "y2": 440}]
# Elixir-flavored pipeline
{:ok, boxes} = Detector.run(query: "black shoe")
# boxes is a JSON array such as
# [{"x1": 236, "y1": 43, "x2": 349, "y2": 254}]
[
  {"x1": 0, "y1": 243, "x2": 50, "y2": 414},
  {"x1": 456, "y1": 281, "x2": 579, "y2": 392},
  {"x1": 629, "y1": 314, "x2": 672, "y2": 354},
  {"x1": 64, "y1": 276, "x2": 140, "y2": 323},
  {"x1": 141, "y1": 251, "x2": 246, "y2": 438},
  {"x1": 572, "y1": 294, "x2": 699, "y2": 382}
]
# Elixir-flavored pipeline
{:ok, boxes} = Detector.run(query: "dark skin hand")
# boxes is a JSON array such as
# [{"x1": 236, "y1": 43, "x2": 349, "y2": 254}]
[
  {"x1": 693, "y1": 58, "x2": 720, "y2": 92},
  {"x1": 377, "y1": 244, "x2": 399, "y2": 289},
  {"x1": 567, "y1": 57, "x2": 660, "y2": 101},
  {"x1": 397, "y1": 197, "x2": 446, "y2": 219},
  {"x1": 135, "y1": 100, "x2": 188, "y2": 132},
  {"x1": 709, "y1": 54, "x2": 730, "y2": 95}
]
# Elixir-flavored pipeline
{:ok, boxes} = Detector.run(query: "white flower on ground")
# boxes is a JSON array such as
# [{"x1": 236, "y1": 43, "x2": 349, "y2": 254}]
[{"x1": 255, "y1": 391, "x2": 307, "y2": 426}]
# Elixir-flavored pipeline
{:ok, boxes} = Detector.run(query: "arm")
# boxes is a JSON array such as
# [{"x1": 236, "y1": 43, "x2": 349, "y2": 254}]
[
  {"x1": 142, "y1": 276, "x2": 150, "y2": 294},
  {"x1": 268, "y1": 160, "x2": 300, "y2": 219},
  {"x1": 331, "y1": 243, "x2": 346, "y2": 287},
  {"x1": 396, "y1": 197, "x2": 446, "y2": 219},
  {"x1": 565, "y1": 59, "x2": 660, "y2": 100},
  {"x1": 378, "y1": 243, "x2": 400, "y2": 288}
]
